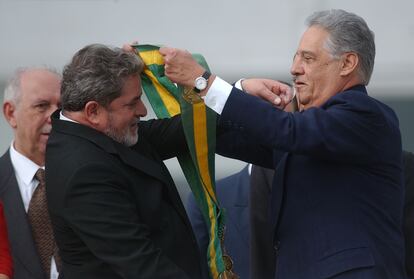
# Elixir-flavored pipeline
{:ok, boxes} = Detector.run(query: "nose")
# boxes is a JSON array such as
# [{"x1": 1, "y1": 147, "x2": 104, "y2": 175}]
[
  {"x1": 290, "y1": 55, "x2": 304, "y2": 77},
  {"x1": 46, "y1": 104, "x2": 59, "y2": 124},
  {"x1": 136, "y1": 100, "x2": 147, "y2": 118}
]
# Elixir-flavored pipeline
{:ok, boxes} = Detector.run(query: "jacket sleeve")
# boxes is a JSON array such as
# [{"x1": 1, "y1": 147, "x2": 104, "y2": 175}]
[
  {"x1": 137, "y1": 115, "x2": 188, "y2": 160},
  {"x1": 218, "y1": 87, "x2": 401, "y2": 165}
]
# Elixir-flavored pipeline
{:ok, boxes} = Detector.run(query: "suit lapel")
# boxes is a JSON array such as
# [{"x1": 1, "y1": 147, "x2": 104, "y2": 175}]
[{"x1": 0, "y1": 152, "x2": 45, "y2": 279}]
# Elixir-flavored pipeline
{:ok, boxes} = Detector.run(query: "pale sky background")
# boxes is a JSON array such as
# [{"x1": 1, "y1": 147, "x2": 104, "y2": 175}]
[{"x1": 1, "y1": 0, "x2": 413, "y2": 199}]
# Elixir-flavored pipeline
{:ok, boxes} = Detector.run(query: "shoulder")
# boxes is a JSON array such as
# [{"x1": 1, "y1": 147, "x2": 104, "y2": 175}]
[
  {"x1": 328, "y1": 86, "x2": 396, "y2": 116},
  {"x1": 323, "y1": 86, "x2": 399, "y2": 128},
  {"x1": 47, "y1": 135, "x2": 127, "y2": 191},
  {"x1": 0, "y1": 150, "x2": 14, "y2": 187},
  {"x1": 0, "y1": 150, "x2": 10, "y2": 165}
]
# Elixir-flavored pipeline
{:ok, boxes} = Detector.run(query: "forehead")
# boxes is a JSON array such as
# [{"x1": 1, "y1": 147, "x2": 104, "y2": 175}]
[
  {"x1": 120, "y1": 75, "x2": 142, "y2": 97},
  {"x1": 20, "y1": 70, "x2": 61, "y2": 102},
  {"x1": 297, "y1": 25, "x2": 330, "y2": 55}
]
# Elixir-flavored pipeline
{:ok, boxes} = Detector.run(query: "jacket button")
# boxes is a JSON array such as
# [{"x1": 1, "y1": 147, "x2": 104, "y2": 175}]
[{"x1": 274, "y1": 240, "x2": 281, "y2": 254}]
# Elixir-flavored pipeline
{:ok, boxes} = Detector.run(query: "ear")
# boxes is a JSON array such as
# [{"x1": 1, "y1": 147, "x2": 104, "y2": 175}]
[
  {"x1": 340, "y1": 52, "x2": 359, "y2": 77},
  {"x1": 84, "y1": 101, "x2": 106, "y2": 127},
  {"x1": 3, "y1": 102, "x2": 18, "y2": 128}
]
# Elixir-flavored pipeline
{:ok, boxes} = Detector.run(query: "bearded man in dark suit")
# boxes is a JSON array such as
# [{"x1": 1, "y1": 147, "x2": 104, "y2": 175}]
[{"x1": 45, "y1": 44, "x2": 204, "y2": 279}]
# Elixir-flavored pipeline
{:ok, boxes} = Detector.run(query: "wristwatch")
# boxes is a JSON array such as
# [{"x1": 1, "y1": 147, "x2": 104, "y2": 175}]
[{"x1": 194, "y1": 71, "x2": 211, "y2": 93}]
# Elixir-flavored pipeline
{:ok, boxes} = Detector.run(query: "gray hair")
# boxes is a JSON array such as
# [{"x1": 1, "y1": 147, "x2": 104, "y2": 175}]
[
  {"x1": 61, "y1": 44, "x2": 144, "y2": 111},
  {"x1": 3, "y1": 67, "x2": 60, "y2": 106},
  {"x1": 306, "y1": 9, "x2": 375, "y2": 85}
]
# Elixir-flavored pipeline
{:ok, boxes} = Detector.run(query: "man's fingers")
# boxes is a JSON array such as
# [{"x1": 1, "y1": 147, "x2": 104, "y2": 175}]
[
  {"x1": 271, "y1": 83, "x2": 291, "y2": 94},
  {"x1": 273, "y1": 96, "x2": 282, "y2": 105},
  {"x1": 122, "y1": 43, "x2": 135, "y2": 53},
  {"x1": 272, "y1": 84, "x2": 294, "y2": 104},
  {"x1": 159, "y1": 47, "x2": 176, "y2": 58},
  {"x1": 158, "y1": 46, "x2": 168, "y2": 55},
  {"x1": 258, "y1": 88, "x2": 281, "y2": 105}
]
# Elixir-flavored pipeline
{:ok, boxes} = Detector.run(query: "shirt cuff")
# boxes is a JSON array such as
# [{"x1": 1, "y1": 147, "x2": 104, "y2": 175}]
[
  {"x1": 203, "y1": 76, "x2": 233, "y2": 115},
  {"x1": 234, "y1": 78, "x2": 245, "y2": 91}
]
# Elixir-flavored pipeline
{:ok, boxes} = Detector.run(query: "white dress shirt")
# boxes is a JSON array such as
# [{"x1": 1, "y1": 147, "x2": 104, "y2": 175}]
[
  {"x1": 203, "y1": 77, "x2": 241, "y2": 115},
  {"x1": 9, "y1": 142, "x2": 59, "y2": 279}
]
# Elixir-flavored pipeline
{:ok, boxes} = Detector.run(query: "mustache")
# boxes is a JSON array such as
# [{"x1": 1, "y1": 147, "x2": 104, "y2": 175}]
[{"x1": 132, "y1": 119, "x2": 140, "y2": 127}]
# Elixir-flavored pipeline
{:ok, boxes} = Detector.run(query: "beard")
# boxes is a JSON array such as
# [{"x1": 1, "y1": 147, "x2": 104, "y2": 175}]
[{"x1": 105, "y1": 114, "x2": 139, "y2": 147}]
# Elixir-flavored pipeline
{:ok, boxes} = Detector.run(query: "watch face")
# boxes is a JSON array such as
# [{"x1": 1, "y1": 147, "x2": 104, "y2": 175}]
[{"x1": 195, "y1": 77, "x2": 207, "y2": 90}]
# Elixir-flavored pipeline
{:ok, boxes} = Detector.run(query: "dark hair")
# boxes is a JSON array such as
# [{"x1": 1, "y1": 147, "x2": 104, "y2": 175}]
[{"x1": 61, "y1": 44, "x2": 144, "y2": 111}]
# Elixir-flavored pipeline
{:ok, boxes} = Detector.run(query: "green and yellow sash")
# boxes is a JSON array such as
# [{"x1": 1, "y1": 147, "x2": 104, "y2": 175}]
[{"x1": 134, "y1": 45, "x2": 236, "y2": 279}]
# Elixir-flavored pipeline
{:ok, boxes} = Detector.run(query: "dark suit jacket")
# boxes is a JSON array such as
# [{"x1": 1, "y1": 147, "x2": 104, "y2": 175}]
[
  {"x1": 186, "y1": 165, "x2": 250, "y2": 279},
  {"x1": 403, "y1": 151, "x2": 414, "y2": 279},
  {"x1": 249, "y1": 166, "x2": 275, "y2": 279},
  {"x1": 216, "y1": 85, "x2": 406, "y2": 279},
  {"x1": 0, "y1": 151, "x2": 46, "y2": 279},
  {"x1": 45, "y1": 111, "x2": 203, "y2": 279}
]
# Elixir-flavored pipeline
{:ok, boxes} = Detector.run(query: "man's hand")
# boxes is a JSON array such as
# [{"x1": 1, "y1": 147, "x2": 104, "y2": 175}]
[
  {"x1": 241, "y1": 79, "x2": 293, "y2": 109},
  {"x1": 159, "y1": 47, "x2": 205, "y2": 87},
  {"x1": 122, "y1": 40, "x2": 140, "y2": 53}
]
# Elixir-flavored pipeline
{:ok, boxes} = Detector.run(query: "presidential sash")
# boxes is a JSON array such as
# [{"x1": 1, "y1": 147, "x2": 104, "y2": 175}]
[{"x1": 134, "y1": 45, "x2": 237, "y2": 279}]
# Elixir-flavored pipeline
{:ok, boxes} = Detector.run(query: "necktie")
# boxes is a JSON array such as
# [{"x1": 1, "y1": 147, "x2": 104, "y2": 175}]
[{"x1": 27, "y1": 168, "x2": 61, "y2": 278}]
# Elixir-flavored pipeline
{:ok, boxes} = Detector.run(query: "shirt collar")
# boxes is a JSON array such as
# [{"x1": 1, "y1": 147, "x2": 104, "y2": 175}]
[
  {"x1": 60, "y1": 110, "x2": 78, "y2": 123},
  {"x1": 9, "y1": 141, "x2": 43, "y2": 185}
]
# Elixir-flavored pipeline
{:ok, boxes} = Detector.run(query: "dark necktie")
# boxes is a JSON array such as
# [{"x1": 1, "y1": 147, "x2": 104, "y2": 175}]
[{"x1": 27, "y1": 168, "x2": 62, "y2": 278}]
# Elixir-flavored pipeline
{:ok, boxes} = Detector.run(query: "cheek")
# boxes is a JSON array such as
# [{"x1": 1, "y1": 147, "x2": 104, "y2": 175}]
[
  {"x1": 32, "y1": 115, "x2": 51, "y2": 133},
  {"x1": 124, "y1": 110, "x2": 137, "y2": 123},
  {"x1": 308, "y1": 73, "x2": 327, "y2": 93}
]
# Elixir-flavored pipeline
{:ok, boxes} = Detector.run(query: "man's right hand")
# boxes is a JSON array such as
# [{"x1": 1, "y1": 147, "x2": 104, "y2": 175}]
[
  {"x1": 159, "y1": 47, "x2": 206, "y2": 88},
  {"x1": 241, "y1": 78, "x2": 293, "y2": 109}
]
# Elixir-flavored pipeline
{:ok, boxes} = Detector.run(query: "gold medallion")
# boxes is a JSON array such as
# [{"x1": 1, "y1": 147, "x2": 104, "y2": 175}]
[
  {"x1": 182, "y1": 87, "x2": 203, "y2": 104},
  {"x1": 218, "y1": 270, "x2": 240, "y2": 279},
  {"x1": 222, "y1": 255, "x2": 233, "y2": 271}
]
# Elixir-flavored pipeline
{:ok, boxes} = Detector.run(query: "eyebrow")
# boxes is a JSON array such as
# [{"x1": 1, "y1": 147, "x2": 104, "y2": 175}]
[
  {"x1": 293, "y1": 50, "x2": 316, "y2": 61},
  {"x1": 300, "y1": 50, "x2": 316, "y2": 57},
  {"x1": 32, "y1": 99, "x2": 50, "y2": 105}
]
